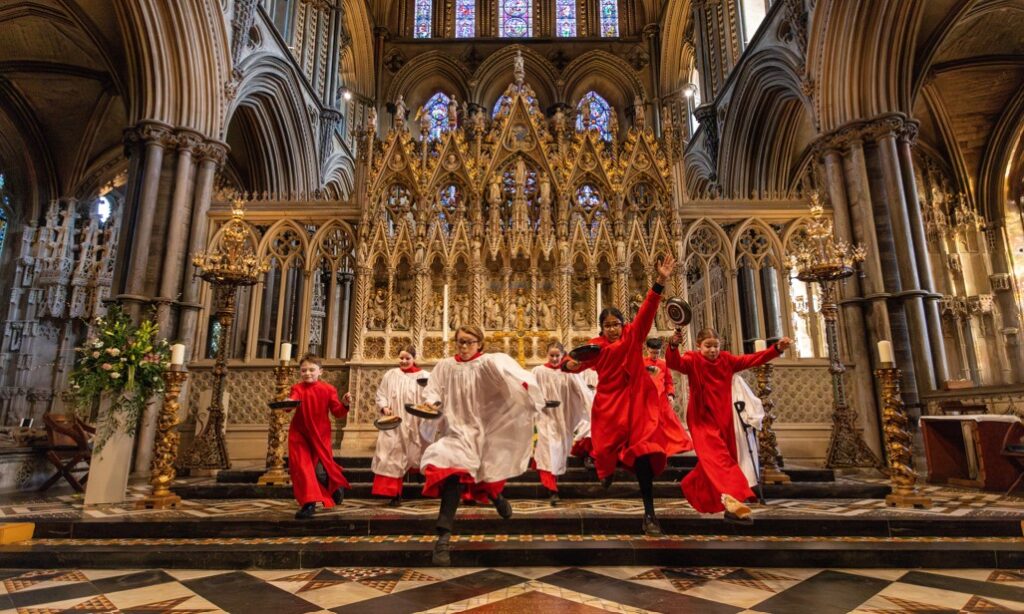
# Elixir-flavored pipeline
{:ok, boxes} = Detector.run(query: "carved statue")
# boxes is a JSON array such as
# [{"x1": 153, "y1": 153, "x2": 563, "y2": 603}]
[
  {"x1": 370, "y1": 287, "x2": 387, "y2": 329},
  {"x1": 472, "y1": 107, "x2": 485, "y2": 133},
  {"x1": 513, "y1": 50, "x2": 525, "y2": 85},
  {"x1": 572, "y1": 305, "x2": 589, "y2": 328},
  {"x1": 539, "y1": 173, "x2": 551, "y2": 203},
  {"x1": 448, "y1": 95, "x2": 459, "y2": 128},
  {"x1": 489, "y1": 177, "x2": 502, "y2": 203},
  {"x1": 553, "y1": 107, "x2": 566, "y2": 133},
  {"x1": 418, "y1": 106, "x2": 431, "y2": 136},
  {"x1": 367, "y1": 106, "x2": 377, "y2": 133},
  {"x1": 537, "y1": 300, "x2": 555, "y2": 330},
  {"x1": 515, "y1": 157, "x2": 527, "y2": 190},
  {"x1": 633, "y1": 95, "x2": 645, "y2": 130},
  {"x1": 580, "y1": 98, "x2": 592, "y2": 130},
  {"x1": 394, "y1": 95, "x2": 407, "y2": 130}
]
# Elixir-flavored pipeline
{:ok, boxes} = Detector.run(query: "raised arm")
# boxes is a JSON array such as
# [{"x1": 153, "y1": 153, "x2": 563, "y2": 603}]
[
  {"x1": 624, "y1": 254, "x2": 676, "y2": 346},
  {"x1": 729, "y1": 337, "x2": 792, "y2": 373},
  {"x1": 662, "y1": 360, "x2": 676, "y2": 397},
  {"x1": 665, "y1": 344, "x2": 694, "y2": 375}
]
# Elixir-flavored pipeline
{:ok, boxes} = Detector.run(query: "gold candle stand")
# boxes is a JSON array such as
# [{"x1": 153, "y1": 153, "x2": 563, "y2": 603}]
[
  {"x1": 754, "y1": 363, "x2": 791, "y2": 484},
  {"x1": 258, "y1": 360, "x2": 293, "y2": 486},
  {"x1": 876, "y1": 364, "x2": 932, "y2": 508},
  {"x1": 137, "y1": 365, "x2": 188, "y2": 509}
]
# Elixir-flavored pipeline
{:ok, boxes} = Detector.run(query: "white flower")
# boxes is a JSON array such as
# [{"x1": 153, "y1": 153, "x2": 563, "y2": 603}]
[
  {"x1": 107, "y1": 348, "x2": 121, "y2": 357},
  {"x1": 91, "y1": 351, "x2": 100, "y2": 359},
  {"x1": 109, "y1": 372, "x2": 121, "y2": 379}
]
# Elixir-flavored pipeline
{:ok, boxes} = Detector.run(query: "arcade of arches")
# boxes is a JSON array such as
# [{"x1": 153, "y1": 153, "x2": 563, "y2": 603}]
[{"x1": 1, "y1": 0, "x2": 1023, "y2": 474}]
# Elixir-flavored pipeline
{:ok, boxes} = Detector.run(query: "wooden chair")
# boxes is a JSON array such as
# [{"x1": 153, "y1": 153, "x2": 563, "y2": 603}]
[
  {"x1": 38, "y1": 413, "x2": 94, "y2": 493},
  {"x1": 1000, "y1": 421, "x2": 1024, "y2": 496}
]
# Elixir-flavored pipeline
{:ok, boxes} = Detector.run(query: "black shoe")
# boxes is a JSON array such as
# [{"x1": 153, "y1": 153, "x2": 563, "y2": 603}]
[
  {"x1": 642, "y1": 514, "x2": 663, "y2": 537},
  {"x1": 549, "y1": 492, "x2": 560, "y2": 506},
  {"x1": 332, "y1": 488, "x2": 344, "y2": 505},
  {"x1": 601, "y1": 475, "x2": 614, "y2": 489},
  {"x1": 490, "y1": 495, "x2": 513, "y2": 519},
  {"x1": 432, "y1": 533, "x2": 452, "y2": 566},
  {"x1": 388, "y1": 496, "x2": 402, "y2": 507},
  {"x1": 295, "y1": 503, "x2": 316, "y2": 520},
  {"x1": 584, "y1": 456, "x2": 596, "y2": 471}
]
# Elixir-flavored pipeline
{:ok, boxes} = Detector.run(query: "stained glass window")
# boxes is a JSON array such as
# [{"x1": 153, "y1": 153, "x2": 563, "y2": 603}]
[
  {"x1": 575, "y1": 91, "x2": 613, "y2": 141},
  {"x1": 423, "y1": 92, "x2": 451, "y2": 140},
  {"x1": 0, "y1": 174, "x2": 8, "y2": 263},
  {"x1": 414, "y1": 0, "x2": 432, "y2": 38},
  {"x1": 556, "y1": 0, "x2": 576, "y2": 37},
  {"x1": 455, "y1": 0, "x2": 475, "y2": 37},
  {"x1": 599, "y1": 0, "x2": 618, "y2": 37},
  {"x1": 574, "y1": 184, "x2": 605, "y2": 235},
  {"x1": 438, "y1": 184, "x2": 460, "y2": 232},
  {"x1": 500, "y1": 0, "x2": 532, "y2": 37}
]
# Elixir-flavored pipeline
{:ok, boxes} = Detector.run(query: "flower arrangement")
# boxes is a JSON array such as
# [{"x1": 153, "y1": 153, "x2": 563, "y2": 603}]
[{"x1": 68, "y1": 305, "x2": 170, "y2": 452}]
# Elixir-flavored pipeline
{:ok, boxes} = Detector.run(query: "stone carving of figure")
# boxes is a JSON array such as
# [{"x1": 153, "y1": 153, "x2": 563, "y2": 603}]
[
  {"x1": 489, "y1": 177, "x2": 502, "y2": 203},
  {"x1": 448, "y1": 95, "x2": 458, "y2": 128},
  {"x1": 553, "y1": 107, "x2": 566, "y2": 133},
  {"x1": 572, "y1": 305, "x2": 589, "y2": 328},
  {"x1": 609, "y1": 111, "x2": 619, "y2": 138},
  {"x1": 513, "y1": 50, "x2": 525, "y2": 85},
  {"x1": 394, "y1": 95, "x2": 407, "y2": 130},
  {"x1": 367, "y1": 106, "x2": 377, "y2": 133},
  {"x1": 515, "y1": 157, "x2": 527, "y2": 190},
  {"x1": 418, "y1": 106, "x2": 431, "y2": 136},
  {"x1": 539, "y1": 174, "x2": 550, "y2": 203},
  {"x1": 472, "y1": 107, "x2": 485, "y2": 133},
  {"x1": 633, "y1": 95, "x2": 645, "y2": 129},
  {"x1": 537, "y1": 300, "x2": 554, "y2": 330},
  {"x1": 432, "y1": 300, "x2": 443, "y2": 329},
  {"x1": 371, "y1": 287, "x2": 387, "y2": 329}
]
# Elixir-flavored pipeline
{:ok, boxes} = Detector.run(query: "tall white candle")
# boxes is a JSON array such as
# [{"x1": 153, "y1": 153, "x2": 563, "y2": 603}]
[
  {"x1": 878, "y1": 340, "x2": 894, "y2": 364},
  {"x1": 595, "y1": 281, "x2": 602, "y2": 327},
  {"x1": 279, "y1": 342, "x2": 292, "y2": 362},
  {"x1": 442, "y1": 284, "x2": 450, "y2": 356},
  {"x1": 754, "y1": 339, "x2": 767, "y2": 352},
  {"x1": 170, "y1": 343, "x2": 186, "y2": 366}
]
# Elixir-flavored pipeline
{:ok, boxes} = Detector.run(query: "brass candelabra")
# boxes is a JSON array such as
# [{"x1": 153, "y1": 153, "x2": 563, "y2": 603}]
[
  {"x1": 258, "y1": 360, "x2": 294, "y2": 486},
  {"x1": 876, "y1": 364, "x2": 932, "y2": 508},
  {"x1": 137, "y1": 365, "x2": 188, "y2": 509},
  {"x1": 182, "y1": 200, "x2": 269, "y2": 471},
  {"x1": 754, "y1": 363, "x2": 790, "y2": 484},
  {"x1": 788, "y1": 193, "x2": 879, "y2": 468}
]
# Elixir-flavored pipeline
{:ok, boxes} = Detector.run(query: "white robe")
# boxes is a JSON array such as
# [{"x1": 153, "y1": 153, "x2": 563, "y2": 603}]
[
  {"x1": 531, "y1": 365, "x2": 594, "y2": 476},
  {"x1": 571, "y1": 370, "x2": 598, "y2": 447},
  {"x1": 371, "y1": 368, "x2": 434, "y2": 478},
  {"x1": 420, "y1": 353, "x2": 544, "y2": 484},
  {"x1": 731, "y1": 374, "x2": 765, "y2": 488}
]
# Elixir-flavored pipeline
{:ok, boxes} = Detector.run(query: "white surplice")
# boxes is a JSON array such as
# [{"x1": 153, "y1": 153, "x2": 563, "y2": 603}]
[
  {"x1": 731, "y1": 374, "x2": 764, "y2": 488},
  {"x1": 571, "y1": 370, "x2": 598, "y2": 449},
  {"x1": 420, "y1": 352, "x2": 544, "y2": 484},
  {"x1": 371, "y1": 368, "x2": 434, "y2": 478},
  {"x1": 532, "y1": 365, "x2": 594, "y2": 476}
]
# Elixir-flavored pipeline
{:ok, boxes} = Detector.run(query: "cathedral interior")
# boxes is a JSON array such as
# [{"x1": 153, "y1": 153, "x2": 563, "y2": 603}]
[{"x1": 0, "y1": 0, "x2": 1023, "y2": 611}]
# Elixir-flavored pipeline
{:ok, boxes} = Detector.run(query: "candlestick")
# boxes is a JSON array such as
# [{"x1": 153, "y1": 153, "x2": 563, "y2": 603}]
[
  {"x1": 755, "y1": 362, "x2": 790, "y2": 485},
  {"x1": 877, "y1": 340, "x2": 893, "y2": 364},
  {"x1": 876, "y1": 365, "x2": 932, "y2": 509},
  {"x1": 754, "y1": 339, "x2": 766, "y2": 352},
  {"x1": 596, "y1": 281, "x2": 602, "y2": 326},
  {"x1": 279, "y1": 342, "x2": 292, "y2": 363},
  {"x1": 442, "y1": 283, "x2": 450, "y2": 356},
  {"x1": 170, "y1": 344, "x2": 186, "y2": 366},
  {"x1": 137, "y1": 365, "x2": 188, "y2": 509},
  {"x1": 258, "y1": 362, "x2": 294, "y2": 486}
]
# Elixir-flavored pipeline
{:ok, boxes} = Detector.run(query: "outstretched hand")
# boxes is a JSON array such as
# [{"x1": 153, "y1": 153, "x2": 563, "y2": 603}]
[
  {"x1": 776, "y1": 337, "x2": 794, "y2": 352},
  {"x1": 656, "y1": 254, "x2": 676, "y2": 285},
  {"x1": 669, "y1": 329, "x2": 684, "y2": 346},
  {"x1": 342, "y1": 391, "x2": 352, "y2": 406}
]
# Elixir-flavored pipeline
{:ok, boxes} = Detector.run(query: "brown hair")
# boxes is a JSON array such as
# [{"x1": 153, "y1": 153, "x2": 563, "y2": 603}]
[
  {"x1": 454, "y1": 325, "x2": 485, "y2": 349},
  {"x1": 695, "y1": 328, "x2": 721, "y2": 345},
  {"x1": 546, "y1": 340, "x2": 565, "y2": 352},
  {"x1": 399, "y1": 345, "x2": 417, "y2": 358},
  {"x1": 299, "y1": 353, "x2": 323, "y2": 367}
]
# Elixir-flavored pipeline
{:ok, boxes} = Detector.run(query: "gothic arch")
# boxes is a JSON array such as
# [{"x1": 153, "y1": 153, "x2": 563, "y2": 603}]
[
  {"x1": 719, "y1": 50, "x2": 815, "y2": 199},
  {"x1": 658, "y1": 0, "x2": 695, "y2": 96},
  {"x1": 225, "y1": 54, "x2": 321, "y2": 196},
  {"x1": 560, "y1": 50, "x2": 647, "y2": 113},
  {"x1": 472, "y1": 45, "x2": 559, "y2": 110},
  {"x1": 343, "y1": 0, "x2": 376, "y2": 97},
  {"x1": 384, "y1": 51, "x2": 473, "y2": 109}
]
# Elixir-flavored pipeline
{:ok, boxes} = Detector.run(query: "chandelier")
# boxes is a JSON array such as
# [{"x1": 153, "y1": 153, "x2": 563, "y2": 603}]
[
  {"x1": 787, "y1": 192, "x2": 866, "y2": 283},
  {"x1": 192, "y1": 200, "x2": 269, "y2": 286}
]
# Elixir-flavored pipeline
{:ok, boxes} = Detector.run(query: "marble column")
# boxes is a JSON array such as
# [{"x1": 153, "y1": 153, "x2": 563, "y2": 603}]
[{"x1": 156, "y1": 130, "x2": 202, "y2": 335}]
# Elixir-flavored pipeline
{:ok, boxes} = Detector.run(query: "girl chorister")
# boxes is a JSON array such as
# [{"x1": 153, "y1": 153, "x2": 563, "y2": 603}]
[
  {"x1": 416, "y1": 325, "x2": 544, "y2": 565},
  {"x1": 667, "y1": 328, "x2": 792, "y2": 523},
  {"x1": 370, "y1": 345, "x2": 433, "y2": 507},
  {"x1": 564, "y1": 255, "x2": 692, "y2": 536},
  {"x1": 531, "y1": 341, "x2": 594, "y2": 504}
]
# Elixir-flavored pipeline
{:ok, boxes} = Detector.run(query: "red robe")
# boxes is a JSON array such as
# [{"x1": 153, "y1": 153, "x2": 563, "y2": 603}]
[
  {"x1": 643, "y1": 356, "x2": 675, "y2": 402},
  {"x1": 666, "y1": 344, "x2": 780, "y2": 513},
  {"x1": 567, "y1": 288, "x2": 692, "y2": 478},
  {"x1": 287, "y1": 380, "x2": 350, "y2": 507}
]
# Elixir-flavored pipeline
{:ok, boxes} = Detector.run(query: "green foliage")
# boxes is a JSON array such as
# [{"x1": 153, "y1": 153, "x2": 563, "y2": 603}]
[{"x1": 67, "y1": 305, "x2": 170, "y2": 452}]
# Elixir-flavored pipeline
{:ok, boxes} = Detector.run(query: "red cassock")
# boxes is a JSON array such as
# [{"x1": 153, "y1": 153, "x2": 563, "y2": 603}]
[
  {"x1": 643, "y1": 356, "x2": 675, "y2": 401},
  {"x1": 569, "y1": 289, "x2": 692, "y2": 478},
  {"x1": 287, "y1": 380, "x2": 351, "y2": 507},
  {"x1": 666, "y1": 345, "x2": 780, "y2": 513}
]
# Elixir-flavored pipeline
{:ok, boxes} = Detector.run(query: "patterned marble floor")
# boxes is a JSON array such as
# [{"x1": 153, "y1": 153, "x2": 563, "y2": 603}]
[
  {"x1": 1, "y1": 566, "x2": 1023, "y2": 613},
  {"x1": 1, "y1": 478, "x2": 1023, "y2": 522}
]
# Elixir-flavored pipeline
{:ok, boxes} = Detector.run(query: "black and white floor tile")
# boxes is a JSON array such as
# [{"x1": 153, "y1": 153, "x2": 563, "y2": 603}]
[{"x1": 1, "y1": 566, "x2": 1022, "y2": 613}]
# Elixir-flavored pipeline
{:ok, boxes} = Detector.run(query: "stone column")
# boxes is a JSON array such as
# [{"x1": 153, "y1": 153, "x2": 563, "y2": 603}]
[
  {"x1": 339, "y1": 271, "x2": 353, "y2": 358},
  {"x1": 896, "y1": 126, "x2": 950, "y2": 387},
  {"x1": 986, "y1": 226, "x2": 1024, "y2": 383},
  {"x1": 156, "y1": 130, "x2": 202, "y2": 335},
  {"x1": 117, "y1": 121, "x2": 174, "y2": 318},
  {"x1": 643, "y1": 24, "x2": 662, "y2": 136}
]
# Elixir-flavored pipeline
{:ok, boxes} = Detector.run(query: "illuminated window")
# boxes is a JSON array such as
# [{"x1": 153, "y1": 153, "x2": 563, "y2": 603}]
[
  {"x1": 741, "y1": 0, "x2": 769, "y2": 45},
  {"x1": 423, "y1": 92, "x2": 451, "y2": 139},
  {"x1": 0, "y1": 174, "x2": 8, "y2": 262},
  {"x1": 575, "y1": 91, "x2": 613, "y2": 141},
  {"x1": 414, "y1": 0, "x2": 432, "y2": 38},
  {"x1": 455, "y1": 0, "x2": 475, "y2": 37},
  {"x1": 599, "y1": 0, "x2": 618, "y2": 37},
  {"x1": 500, "y1": 0, "x2": 532, "y2": 37},
  {"x1": 555, "y1": 0, "x2": 576, "y2": 37}
]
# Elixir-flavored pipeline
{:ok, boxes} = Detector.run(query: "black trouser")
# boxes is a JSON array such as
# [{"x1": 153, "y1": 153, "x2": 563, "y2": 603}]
[
  {"x1": 436, "y1": 475, "x2": 462, "y2": 535},
  {"x1": 635, "y1": 455, "x2": 656, "y2": 517}
]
